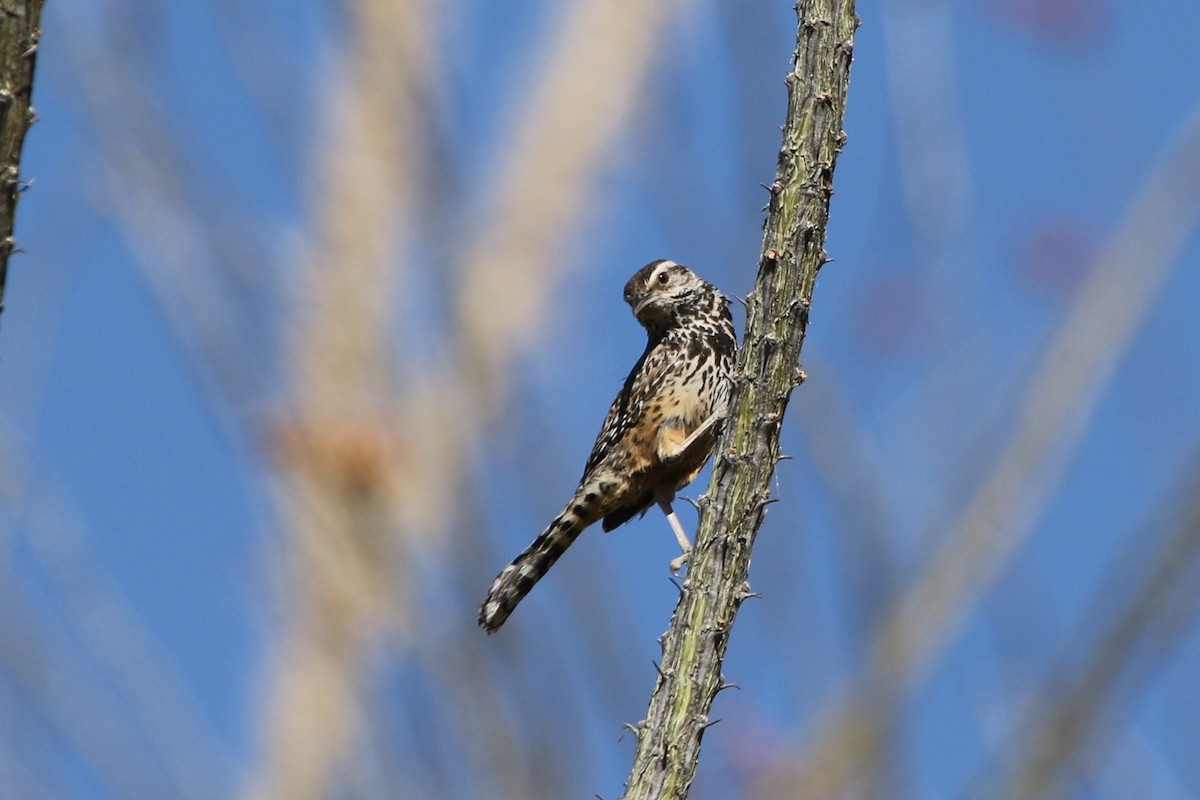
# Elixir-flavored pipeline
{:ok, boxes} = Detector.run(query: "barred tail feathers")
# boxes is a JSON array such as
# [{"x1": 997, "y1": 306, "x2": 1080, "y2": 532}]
[{"x1": 478, "y1": 487, "x2": 608, "y2": 633}]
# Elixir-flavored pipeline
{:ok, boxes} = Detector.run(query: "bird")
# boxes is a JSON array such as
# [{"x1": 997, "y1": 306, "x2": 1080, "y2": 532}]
[{"x1": 478, "y1": 259, "x2": 736, "y2": 633}]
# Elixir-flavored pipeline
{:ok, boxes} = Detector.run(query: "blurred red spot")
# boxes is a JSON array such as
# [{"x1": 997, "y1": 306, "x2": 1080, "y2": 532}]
[
  {"x1": 982, "y1": 0, "x2": 1111, "y2": 47},
  {"x1": 264, "y1": 413, "x2": 398, "y2": 495},
  {"x1": 1015, "y1": 215, "x2": 1095, "y2": 298},
  {"x1": 856, "y1": 271, "x2": 935, "y2": 354}
]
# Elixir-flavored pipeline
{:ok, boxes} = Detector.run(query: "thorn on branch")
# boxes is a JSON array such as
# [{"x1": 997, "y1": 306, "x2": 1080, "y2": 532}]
[
  {"x1": 757, "y1": 413, "x2": 781, "y2": 435},
  {"x1": 786, "y1": 296, "x2": 811, "y2": 319},
  {"x1": 716, "y1": 679, "x2": 742, "y2": 694},
  {"x1": 737, "y1": 583, "x2": 762, "y2": 602}
]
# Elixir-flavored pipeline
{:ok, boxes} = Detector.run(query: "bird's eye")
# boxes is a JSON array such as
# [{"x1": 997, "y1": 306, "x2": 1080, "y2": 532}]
[{"x1": 656, "y1": 269, "x2": 670, "y2": 285}]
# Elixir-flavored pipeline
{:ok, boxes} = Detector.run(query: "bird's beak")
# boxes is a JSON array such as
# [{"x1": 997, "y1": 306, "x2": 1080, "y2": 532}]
[{"x1": 633, "y1": 295, "x2": 653, "y2": 316}]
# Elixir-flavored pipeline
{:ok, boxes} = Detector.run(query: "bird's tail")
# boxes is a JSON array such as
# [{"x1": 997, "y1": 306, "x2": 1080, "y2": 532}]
[{"x1": 478, "y1": 489, "x2": 604, "y2": 633}]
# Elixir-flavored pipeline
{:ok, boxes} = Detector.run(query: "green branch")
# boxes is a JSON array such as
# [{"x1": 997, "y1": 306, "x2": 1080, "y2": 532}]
[{"x1": 621, "y1": 1, "x2": 857, "y2": 797}]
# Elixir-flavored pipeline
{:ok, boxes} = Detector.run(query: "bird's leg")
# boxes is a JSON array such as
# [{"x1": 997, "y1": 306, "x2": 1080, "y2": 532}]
[
  {"x1": 661, "y1": 409, "x2": 724, "y2": 463},
  {"x1": 656, "y1": 403, "x2": 730, "y2": 572},
  {"x1": 657, "y1": 490, "x2": 692, "y2": 573}
]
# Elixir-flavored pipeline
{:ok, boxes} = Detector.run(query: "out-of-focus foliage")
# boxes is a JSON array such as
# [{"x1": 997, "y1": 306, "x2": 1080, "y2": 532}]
[{"x1": 1, "y1": 1, "x2": 1199, "y2": 799}]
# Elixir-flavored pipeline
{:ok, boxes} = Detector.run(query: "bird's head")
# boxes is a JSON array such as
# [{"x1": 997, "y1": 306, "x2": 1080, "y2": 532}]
[{"x1": 623, "y1": 259, "x2": 710, "y2": 331}]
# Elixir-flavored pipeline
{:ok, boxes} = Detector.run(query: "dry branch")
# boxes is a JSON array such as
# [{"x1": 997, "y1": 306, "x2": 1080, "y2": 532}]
[{"x1": 621, "y1": 1, "x2": 858, "y2": 797}]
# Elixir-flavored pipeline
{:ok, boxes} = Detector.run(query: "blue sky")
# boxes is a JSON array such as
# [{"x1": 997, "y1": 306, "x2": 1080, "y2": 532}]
[{"x1": 3, "y1": 1, "x2": 1200, "y2": 798}]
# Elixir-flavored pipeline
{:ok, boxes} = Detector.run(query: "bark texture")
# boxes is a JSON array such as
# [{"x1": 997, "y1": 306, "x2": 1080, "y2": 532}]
[
  {"x1": 621, "y1": 1, "x2": 858, "y2": 797},
  {"x1": 0, "y1": 0, "x2": 42, "y2": 323}
]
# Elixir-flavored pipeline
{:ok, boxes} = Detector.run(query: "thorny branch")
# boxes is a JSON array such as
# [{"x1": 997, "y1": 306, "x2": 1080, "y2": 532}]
[
  {"x1": 621, "y1": 1, "x2": 857, "y2": 797},
  {"x1": 0, "y1": 0, "x2": 44, "y2": 328}
]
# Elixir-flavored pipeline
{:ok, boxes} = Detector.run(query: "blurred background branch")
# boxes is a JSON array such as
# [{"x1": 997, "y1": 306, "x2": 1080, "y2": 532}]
[
  {"x1": 755, "y1": 98, "x2": 1200, "y2": 800},
  {"x1": 980, "y1": 455, "x2": 1200, "y2": 800}
]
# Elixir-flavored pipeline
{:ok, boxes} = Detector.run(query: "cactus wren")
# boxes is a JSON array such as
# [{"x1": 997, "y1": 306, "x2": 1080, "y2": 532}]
[{"x1": 478, "y1": 260, "x2": 736, "y2": 633}]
